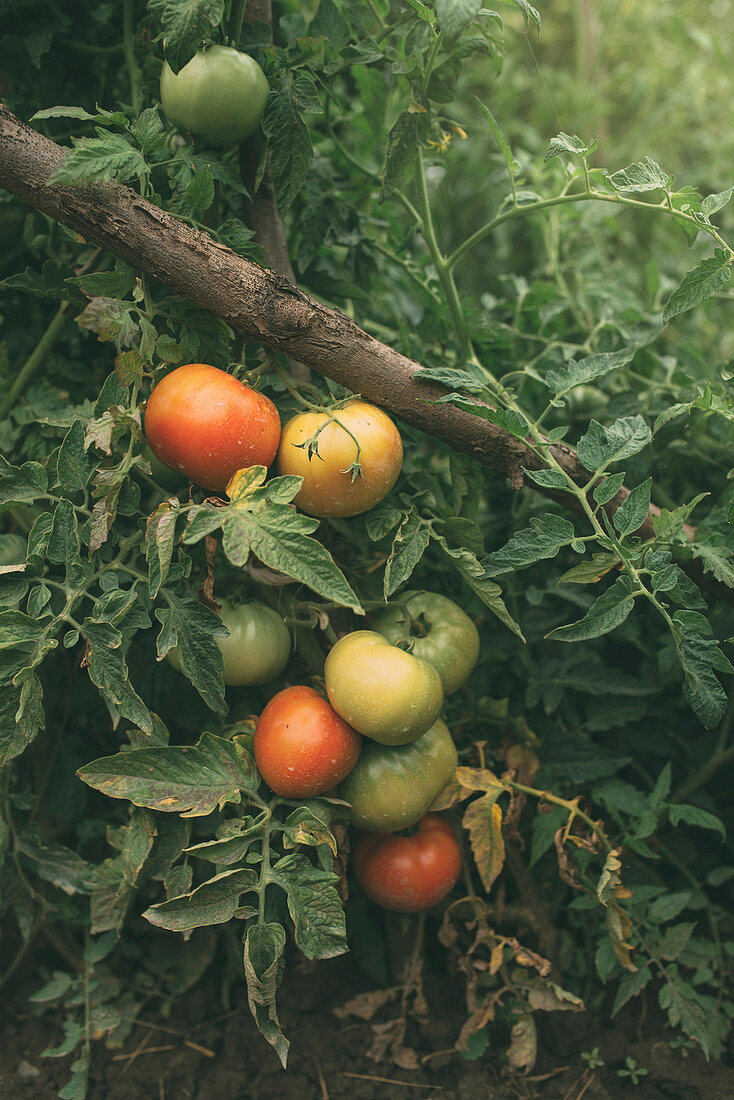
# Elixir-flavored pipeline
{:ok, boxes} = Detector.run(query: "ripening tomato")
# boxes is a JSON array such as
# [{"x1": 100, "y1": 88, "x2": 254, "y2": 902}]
[
  {"x1": 337, "y1": 719, "x2": 457, "y2": 832},
  {"x1": 324, "y1": 630, "x2": 443, "y2": 745},
  {"x1": 254, "y1": 685, "x2": 361, "y2": 798},
  {"x1": 276, "y1": 400, "x2": 403, "y2": 518},
  {"x1": 160, "y1": 45, "x2": 270, "y2": 147},
  {"x1": 352, "y1": 815, "x2": 462, "y2": 913},
  {"x1": 373, "y1": 591, "x2": 480, "y2": 695},
  {"x1": 145, "y1": 364, "x2": 280, "y2": 491}
]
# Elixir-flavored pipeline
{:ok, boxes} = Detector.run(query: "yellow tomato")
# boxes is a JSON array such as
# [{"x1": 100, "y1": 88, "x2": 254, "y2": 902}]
[{"x1": 276, "y1": 400, "x2": 402, "y2": 518}]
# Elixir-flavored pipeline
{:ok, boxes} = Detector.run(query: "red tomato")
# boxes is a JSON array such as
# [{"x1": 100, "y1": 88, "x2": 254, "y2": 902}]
[
  {"x1": 145, "y1": 363, "x2": 281, "y2": 491},
  {"x1": 352, "y1": 814, "x2": 461, "y2": 913},
  {"x1": 254, "y1": 685, "x2": 361, "y2": 798}
]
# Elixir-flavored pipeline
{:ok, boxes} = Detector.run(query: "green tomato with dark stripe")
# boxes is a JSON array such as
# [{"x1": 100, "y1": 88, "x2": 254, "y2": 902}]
[{"x1": 337, "y1": 719, "x2": 458, "y2": 832}]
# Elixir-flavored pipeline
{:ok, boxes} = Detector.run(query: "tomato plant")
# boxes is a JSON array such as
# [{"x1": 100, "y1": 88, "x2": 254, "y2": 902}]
[
  {"x1": 277, "y1": 400, "x2": 403, "y2": 517},
  {"x1": 337, "y1": 720, "x2": 458, "y2": 832},
  {"x1": 373, "y1": 591, "x2": 480, "y2": 694},
  {"x1": 160, "y1": 45, "x2": 269, "y2": 146},
  {"x1": 145, "y1": 363, "x2": 281, "y2": 491},
  {"x1": 2, "y1": 0, "x2": 734, "y2": 1086},
  {"x1": 324, "y1": 629, "x2": 444, "y2": 744},
  {"x1": 167, "y1": 599, "x2": 290, "y2": 686},
  {"x1": 352, "y1": 814, "x2": 462, "y2": 913},
  {"x1": 254, "y1": 685, "x2": 361, "y2": 798}
]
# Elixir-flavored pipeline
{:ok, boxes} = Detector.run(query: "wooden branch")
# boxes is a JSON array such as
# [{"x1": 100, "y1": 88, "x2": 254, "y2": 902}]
[{"x1": 0, "y1": 105, "x2": 711, "y2": 576}]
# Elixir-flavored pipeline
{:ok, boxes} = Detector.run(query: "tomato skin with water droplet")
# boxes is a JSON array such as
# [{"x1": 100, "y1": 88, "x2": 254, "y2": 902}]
[
  {"x1": 254, "y1": 685, "x2": 361, "y2": 798},
  {"x1": 352, "y1": 814, "x2": 461, "y2": 912},
  {"x1": 145, "y1": 363, "x2": 281, "y2": 491}
]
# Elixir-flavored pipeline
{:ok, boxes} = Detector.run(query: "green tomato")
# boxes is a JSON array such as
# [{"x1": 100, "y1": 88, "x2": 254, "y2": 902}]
[
  {"x1": 168, "y1": 599, "x2": 290, "y2": 686},
  {"x1": 337, "y1": 719, "x2": 457, "y2": 832},
  {"x1": 373, "y1": 591, "x2": 480, "y2": 695},
  {"x1": 324, "y1": 630, "x2": 444, "y2": 745},
  {"x1": 160, "y1": 45, "x2": 269, "y2": 147}
]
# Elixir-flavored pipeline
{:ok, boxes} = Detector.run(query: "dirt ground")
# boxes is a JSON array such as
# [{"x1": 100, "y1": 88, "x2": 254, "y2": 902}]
[{"x1": 1, "y1": 954, "x2": 732, "y2": 1100}]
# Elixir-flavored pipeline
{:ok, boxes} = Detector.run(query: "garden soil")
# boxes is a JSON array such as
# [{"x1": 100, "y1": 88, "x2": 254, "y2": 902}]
[{"x1": 1, "y1": 956, "x2": 732, "y2": 1100}]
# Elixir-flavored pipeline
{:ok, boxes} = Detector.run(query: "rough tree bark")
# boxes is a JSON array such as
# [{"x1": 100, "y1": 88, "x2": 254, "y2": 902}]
[{"x1": 0, "y1": 105, "x2": 704, "y2": 562}]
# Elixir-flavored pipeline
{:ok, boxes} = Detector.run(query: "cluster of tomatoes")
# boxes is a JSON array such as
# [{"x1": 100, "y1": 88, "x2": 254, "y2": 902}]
[{"x1": 146, "y1": 365, "x2": 476, "y2": 913}]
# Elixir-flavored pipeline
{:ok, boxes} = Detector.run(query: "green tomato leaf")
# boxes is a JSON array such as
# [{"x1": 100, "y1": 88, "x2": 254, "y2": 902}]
[
  {"x1": 547, "y1": 575, "x2": 637, "y2": 642},
  {"x1": 383, "y1": 510, "x2": 431, "y2": 598},
  {"x1": 154, "y1": 593, "x2": 227, "y2": 715},
  {"x1": 144, "y1": 868, "x2": 257, "y2": 932},
  {"x1": 545, "y1": 348, "x2": 635, "y2": 398},
  {"x1": 663, "y1": 249, "x2": 733, "y2": 323},
  {"x1": 435, "y1": 535, "x2": 524, "y2": 641},
  {"x1": 243, "y1": 920, "x2": 289, "y2": 1067},
  {"x1": 612, "y1": 479, "x2": 652, "y2": 537},
  {"x1": 576, "y1": 416, "x2": 652, "y2": 473},
  {"x1": 606, "y1": 157, "x2": 671, "y2": 192},
  {"x1": 78, "y1": 732, "x2": 258, "y2": 817},
  {"x1": 149, "y1": 0, "x2": 225, "y2": 73},
  {"x1": 436, "y1": 0, "x2": 482, "y2": 38},
  {"x1": 483, "y1": 514, "x2": 577, "y2": 577},
  {"x1": 271, "y1": 852, "x2": 347, "y2": 961}
]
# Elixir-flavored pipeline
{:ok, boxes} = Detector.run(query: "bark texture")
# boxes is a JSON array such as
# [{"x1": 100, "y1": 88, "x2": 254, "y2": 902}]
[{"x1": 0, "y1": 104, "x2": 694, "y2": 552}]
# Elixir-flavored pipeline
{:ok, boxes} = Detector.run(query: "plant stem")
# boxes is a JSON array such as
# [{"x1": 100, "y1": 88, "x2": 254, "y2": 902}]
[
  {"x1": 122, "y1": 0, "x2": 143, "y2": 116},
  {"x1": 447, "y1": 189, "x2": 734, "y2": 270},
  {"x1": 415, "y1": 150, "x2": 471, "y2": 360},
  {"x1": 229, "y1": 0, "x2": 247, "y2": 43},
  {"x1": 0, "y1": 303, "x2": 72, "y2": 421}
]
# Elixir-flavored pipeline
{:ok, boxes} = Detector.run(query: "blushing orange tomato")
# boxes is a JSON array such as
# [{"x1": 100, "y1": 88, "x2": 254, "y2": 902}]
[{"x1": 145, "y1": 363, "x2": 281, "y2": 492}]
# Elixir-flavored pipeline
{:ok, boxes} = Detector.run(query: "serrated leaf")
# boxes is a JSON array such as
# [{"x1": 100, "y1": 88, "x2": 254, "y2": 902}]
[
  {"x1": 663, "y1": 249, "x2": 732, "y2": 323},
  {"x1": 262, "y1": 75, "x2": 315, "y2": 211},
  {"x1": 436, "y1": 0, "x2": 482, "y2": 38},
  {"x1": 0, "y1": 456, "x2": 48, "y2": 506},
  {"x1": 576, "y1": 416, "x2": 652, "y2": 472},
  {"x1": 545, "y1": 348, "x2": 634, "y2": 397},
  {"x1": 243, "y1": 921, "x2": 289, "y2": 1067},
  {"x1": 149, "y1": 0, "x2": 226, "y2": 73},
  {"x1": 557, "y1": 553, "x2": 619, "y2": 585},
  {"x1": 463, "y1": 794, "x2": 504, "y2": 892},
  {"x1": 433, "y1": 394, "x2": 529, "y2": 439},
  {"x1": 78, "y1": 733, "x2": 257, "y2": 817},
  {"x1": 146, "y1": 500, "x2": 180, "y2": 599},
  {"x1": 545, "y1": 132, "x2": 597, "y2": 161},
  {"x1": 607, "y1": 157, "x2": 671, "y2": 193},
  {"x1": 154, "y1": 594, "x2": 227, "y2": 714},
  {"x1": 144, "y1": 868, "x2": 257, "y2": 931},
  {"x1": 81, "y1": 618, "x2": 152, "y2": 733},
  {"x1": 383, "y1": 510, "x2": 430, "y2": 598},
  {"x1": 671, "y1": 610, "x2": 732, "y2": 728},
  {"x1": 435, "y1": 536, "x2": 524, "y2": 640},
  {"x1": 612, "y1": 966, "x2": 652, "y2": 1016},
  {"x1": 56, "y1": 421, "x2": 94, "y2": 497},
  {"x1": 652, "y1": 494, "x2": 707, "y2": 539},
  {"x1": 690, "y1": 537, "x2": 734, "y2": 588},
  {"x1": 483, "y1": 514, "x2": 576, "y2": 577},
  {"x1": 272, "y1": 853, "x2": 347, "y2": 961},
  {"x1": 702, "y1": 188, "x2": 734, "y2": 217},
  {"x1": 668, "y1": 804, "x2": 726, "y2": 840},
  {"x1": 522, "y1": 467, "x2": 569, "y2": 489},
  {"x1": 613, "y1": 479, "x2": 651, "y2": 537},
  {"x1": 547, "y1": 575, "x2": 637, "y2": 642},
  {"x1": 49, "y1": 133, "x2": 148, "y2": 186},
  {"x1": 183, "y1": 482, "x2": 362, "y2": 614},
  {"x1": 381, "y1": 109, "x2": 430, "y2": 200}
]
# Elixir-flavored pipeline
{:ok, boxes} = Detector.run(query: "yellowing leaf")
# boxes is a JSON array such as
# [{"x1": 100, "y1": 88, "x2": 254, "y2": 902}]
[{"x1": 463, "y1": 795, "x2": 505, "y2": 892}]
